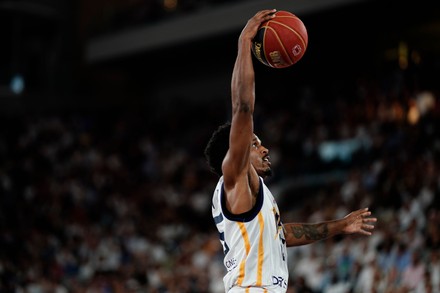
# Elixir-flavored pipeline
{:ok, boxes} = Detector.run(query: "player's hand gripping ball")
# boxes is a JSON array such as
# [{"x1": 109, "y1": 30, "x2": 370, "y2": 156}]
[{"x1": 252, "y1": 10, "x2": 308, "y2": 68}]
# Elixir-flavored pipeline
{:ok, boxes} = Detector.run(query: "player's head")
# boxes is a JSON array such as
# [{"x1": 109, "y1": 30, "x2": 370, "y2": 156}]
[{"x1": 204, "y1": 122, "x2": 272, "y2": 178}]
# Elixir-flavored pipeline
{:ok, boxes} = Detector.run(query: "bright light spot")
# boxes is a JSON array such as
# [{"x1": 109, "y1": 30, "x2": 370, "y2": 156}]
[{"x1": 10, "y1": 74, "x2": 25, "y2": 94}]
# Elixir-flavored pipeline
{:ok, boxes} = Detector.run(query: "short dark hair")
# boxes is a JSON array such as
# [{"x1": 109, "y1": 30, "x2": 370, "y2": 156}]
[{"x1": 204, "y1": 122, "x2": 231, "y2": 177}]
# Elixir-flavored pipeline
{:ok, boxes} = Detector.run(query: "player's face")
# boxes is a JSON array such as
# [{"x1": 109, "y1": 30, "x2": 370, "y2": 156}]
[{"x1": 250, "y1": 134, "x2": 272, "y2": 177}]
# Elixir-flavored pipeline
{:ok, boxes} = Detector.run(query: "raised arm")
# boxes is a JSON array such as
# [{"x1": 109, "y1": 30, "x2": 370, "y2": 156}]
[
  {"x1": 283, "y1": 208, "x2": 377, "y2": 247},
  {"x1": 222, "y1": 10, "x2": 276, "y2": 214}
]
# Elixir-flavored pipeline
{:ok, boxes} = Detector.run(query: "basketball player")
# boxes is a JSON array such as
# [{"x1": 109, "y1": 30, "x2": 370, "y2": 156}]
[{"x1": 204, "y1": 9, "x2": 377, "y2": 293}]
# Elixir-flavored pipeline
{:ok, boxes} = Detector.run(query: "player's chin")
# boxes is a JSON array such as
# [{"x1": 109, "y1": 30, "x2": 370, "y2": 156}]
[{"x1": 263, "y1": 167, "x2": 273, "y2": 177}]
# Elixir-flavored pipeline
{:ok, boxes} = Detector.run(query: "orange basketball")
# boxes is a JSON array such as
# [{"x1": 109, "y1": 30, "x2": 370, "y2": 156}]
[{"x1": 252, "y1": 10, "x2": 308, "y2": 68}]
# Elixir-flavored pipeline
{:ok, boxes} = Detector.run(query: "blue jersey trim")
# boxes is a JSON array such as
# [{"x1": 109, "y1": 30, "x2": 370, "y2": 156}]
[{"x1": 220, "y1": 178, "x2": 264, "y2": 222}]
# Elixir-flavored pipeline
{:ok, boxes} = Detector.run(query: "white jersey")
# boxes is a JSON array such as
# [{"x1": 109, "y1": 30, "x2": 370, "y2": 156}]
[{"x1": 212, "y1": 176, "x2": 289, "y2": 293}]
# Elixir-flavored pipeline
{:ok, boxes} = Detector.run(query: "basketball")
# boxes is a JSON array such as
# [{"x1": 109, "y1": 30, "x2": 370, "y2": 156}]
[{"x1": 252, "y1": 10, "x2": 308, "y2": 68}]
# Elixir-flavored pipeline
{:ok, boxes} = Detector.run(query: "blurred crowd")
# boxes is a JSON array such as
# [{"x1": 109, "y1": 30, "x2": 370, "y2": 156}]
[{"x1": 0, "y1": 66, "x2": 440, "y2": 293}]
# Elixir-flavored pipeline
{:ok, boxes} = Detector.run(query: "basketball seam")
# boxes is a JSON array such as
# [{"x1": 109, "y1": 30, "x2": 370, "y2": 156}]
[
  {"x1": 264, "y1": 26, "x2": 293, "y2": 67},
  {"x1": 261, "y1": 27, "x2": 270, "y2": 67},
  {"x1": 265, "y1": 20, "x2": 307, "y2": 50}
]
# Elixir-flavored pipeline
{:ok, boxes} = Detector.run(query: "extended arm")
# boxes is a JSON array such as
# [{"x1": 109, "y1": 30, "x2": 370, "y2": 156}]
[
  {"x1": 222, "y1": 10, "x2": 276, "y2": 214},
  {"x1": 284, "y1": 208, "x2": 377, "y2": 247}
]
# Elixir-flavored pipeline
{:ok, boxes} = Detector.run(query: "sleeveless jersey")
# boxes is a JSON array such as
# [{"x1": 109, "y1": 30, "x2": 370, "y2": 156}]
[{"x1": 212, "y1": 176, "x2": 289, "y2": 293}]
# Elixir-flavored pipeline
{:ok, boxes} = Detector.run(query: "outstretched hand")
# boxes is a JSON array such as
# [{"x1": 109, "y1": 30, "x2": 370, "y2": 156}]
[
  {"x1": 240, "y1": 9, "x2": 276, "y2": 42},
  {"x1": 343, "y1": 208, "x2": 377, "y2": 235}
]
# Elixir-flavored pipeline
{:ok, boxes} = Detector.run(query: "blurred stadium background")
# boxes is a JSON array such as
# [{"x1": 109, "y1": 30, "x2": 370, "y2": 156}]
[{"x1": 0, "y1": 0, "x2": 440, "y2": 292}]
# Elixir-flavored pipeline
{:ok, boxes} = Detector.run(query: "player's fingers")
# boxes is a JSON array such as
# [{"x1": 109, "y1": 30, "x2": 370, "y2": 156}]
[
  {"x1": 256, "y1": 9, "x2": 276, "y2": 19},
  {"x1": 363, "y1": 224, "x2": 375, "y2": 230},
  {"x1": 360, "y1": 230, "x2": 372, "y2": 236},
  {"x1": 257, "y1": 9, "x2": 276, "y2": 15},
  {"x1": 363, "y1": 217, "x2": 377, "y2": 223}
]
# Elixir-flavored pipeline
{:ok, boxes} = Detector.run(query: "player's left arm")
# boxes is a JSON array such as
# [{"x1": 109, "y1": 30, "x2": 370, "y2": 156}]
[{"x1": 283, "y1": 208, "x2": 377, "y2": 247}]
